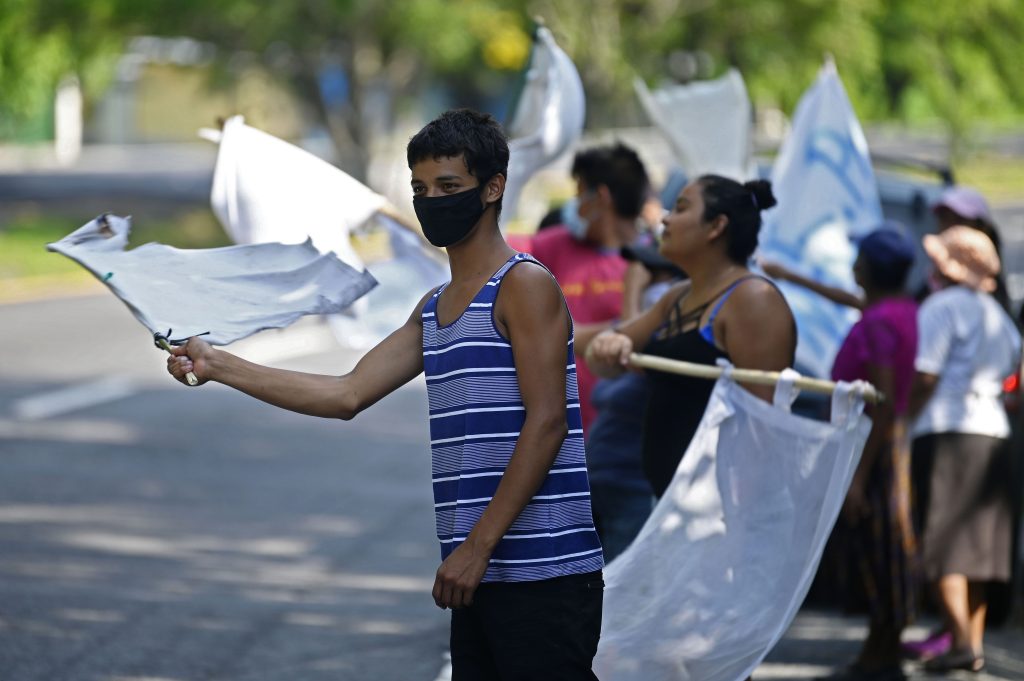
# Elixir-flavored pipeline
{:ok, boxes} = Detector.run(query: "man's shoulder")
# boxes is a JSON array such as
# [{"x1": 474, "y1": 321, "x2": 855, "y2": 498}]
[{"x1": 502, "y1": 257, "x2": 562, "y2": 295}]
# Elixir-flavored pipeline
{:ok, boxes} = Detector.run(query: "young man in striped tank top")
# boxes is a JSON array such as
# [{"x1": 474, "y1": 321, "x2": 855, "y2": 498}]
[{"x1": 168, "y1": 109, "x2": 605, "y2": 679}]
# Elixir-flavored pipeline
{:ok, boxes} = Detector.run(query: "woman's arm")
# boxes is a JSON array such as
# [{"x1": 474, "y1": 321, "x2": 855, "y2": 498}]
[
  {"x1": 717, "y1": 278, "x2": 798, "y2": 402},
  {"x1": 761, "y1": 260, "x2": 864, "y2": 310},
  {"x1": 843, "y1": 361, "x2": 896, "y2": 522},
  {"x1": 585, "y1": 280, "x2": 689, "y2": 378}
]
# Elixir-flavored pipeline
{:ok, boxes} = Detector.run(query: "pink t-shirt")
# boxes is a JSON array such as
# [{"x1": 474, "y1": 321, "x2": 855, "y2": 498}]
[
  {"x1": 524, "y1": 226, "x2": 628, "y2": 435},
  {"x1": 831, "y1": 297, "x2": 918, "y2": 416}
]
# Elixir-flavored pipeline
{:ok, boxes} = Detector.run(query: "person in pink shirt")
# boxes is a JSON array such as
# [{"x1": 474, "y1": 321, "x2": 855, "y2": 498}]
[{"x1": 525, "y1": 144, "x2": 650, "y2": 435}]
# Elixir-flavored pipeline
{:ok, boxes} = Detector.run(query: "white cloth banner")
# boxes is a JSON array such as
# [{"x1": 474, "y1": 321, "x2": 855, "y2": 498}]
[
  {"x1": 208, "y1": 115, "x2": 385, "y2": 269},
  {"x1": 635, "y1": 69, "x2": 754, "y2": 180},
  {"x1": 595, "y1": 370, "x2": 871, "y2": 681},
  {"x1": 759, "y1": 60, "x2": 882, "y2": 378},
  {"x1": 502, "y1": 26, "x2": 585, "y2": 224},
  {"x1": 48, "y1": 214, "x2": 377, "y2": 345}
]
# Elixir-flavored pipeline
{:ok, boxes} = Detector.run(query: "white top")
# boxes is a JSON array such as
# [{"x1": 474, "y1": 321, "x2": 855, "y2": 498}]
[{"x1": 913, "y1": 286, "x2": 1022, "y2": 438}]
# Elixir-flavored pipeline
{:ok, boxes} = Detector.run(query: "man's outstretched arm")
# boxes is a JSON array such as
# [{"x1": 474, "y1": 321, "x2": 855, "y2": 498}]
[
  {"x1": 167, "y1": 290, "x2": 433, "y2": 420},
  {"x1": 431, "y1": 263, "x2": 571, "y2": 609}
]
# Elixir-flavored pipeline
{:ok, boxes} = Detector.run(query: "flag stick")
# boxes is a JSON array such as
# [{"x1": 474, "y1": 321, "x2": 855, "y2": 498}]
[
  {"x1": 154, "y1": 336, "x2": 199, "y2": 386},
  {"x1": 629, "y1": 353, "x2": 884, "y2": 405}
]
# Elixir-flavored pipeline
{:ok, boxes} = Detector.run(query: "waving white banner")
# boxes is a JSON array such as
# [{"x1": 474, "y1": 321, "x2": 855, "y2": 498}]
[
  {"x1": 596, "y1": 371, "x2": 871, "y2": 681},
  {"x1": 207, "y1": 115, "x2": 386, "y2": 269},
  {"x1": 202, "y1": 117, "x2": 448, "y2": 347},
  {"x1": 502, "y1": 26, "x2": 586, "y2": 224},
  {"x1": 635, "y1": 68, "x2": 754, "y2": 180},
  {"x1": 759, "y1": 60, "x2": 882, "y2": 378},
  {"x1": 48, "y1": 214, "x2": 376, "y2": 345}
]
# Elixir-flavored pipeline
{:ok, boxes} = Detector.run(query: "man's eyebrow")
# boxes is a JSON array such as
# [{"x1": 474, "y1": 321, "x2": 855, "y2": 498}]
[{"x1": 435, "y1": 174, "x2": 465, "y2": 182}]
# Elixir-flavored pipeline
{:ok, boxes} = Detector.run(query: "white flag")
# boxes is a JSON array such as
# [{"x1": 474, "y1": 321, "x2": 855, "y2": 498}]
[
  {"x1": 635, "y1": 68, "x2": 754, "y2": 180},
  {"x1": 502, "y1": 27, "x2": 585, "y2": 224},
  {"x1": 595, "y1": 372, "x2": 871, "y2": 681},
  {"x1": 208, "y1": 115, "x2": 386, "y2": 269},
  {"x1": 48, "y1": 214, "x2": 376, "y2": 345},
  {"x1": 759, "y1": 60, "x2": 882, "y2": 378}
]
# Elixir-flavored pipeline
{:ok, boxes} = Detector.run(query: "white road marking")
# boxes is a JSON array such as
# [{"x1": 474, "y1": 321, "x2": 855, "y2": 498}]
[
  {"x1": 0, "y1": 418, "x2": 141, "y2": 444},
  {"x1": 12, "y1": 376, "x2": 137, "y2": 421},
  {"x1": 9, "y1": 325, "x2": 342, "y2": 421}
]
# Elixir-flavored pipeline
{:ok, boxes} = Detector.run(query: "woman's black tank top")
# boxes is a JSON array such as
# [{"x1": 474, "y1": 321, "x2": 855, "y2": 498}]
[{"x1": 641, "y1": 277, "x2": 758, "y2": 498}]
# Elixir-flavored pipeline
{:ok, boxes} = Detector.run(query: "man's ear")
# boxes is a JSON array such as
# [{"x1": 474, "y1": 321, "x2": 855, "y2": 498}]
[
  {"x1": 484, "y1": 173, "x2": 506, "y2": 205},
  {"x1": 597, "y1": 184, "x2": 614, "y2": 210}
]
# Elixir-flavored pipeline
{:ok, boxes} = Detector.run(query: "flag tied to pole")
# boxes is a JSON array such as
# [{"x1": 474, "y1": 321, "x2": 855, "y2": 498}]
[
  {"x1": 47, "y1": 214, "x2": 377, "y2": 345},
  {"x1": 595, "y1": 368, "x2": 872, "y2": 681},
  {"x1": 759, "y1": 60, "x2": 882, "y2": 378},
  {"x1": 502, "y1": 26, "x2": 586, "y2": 224}
]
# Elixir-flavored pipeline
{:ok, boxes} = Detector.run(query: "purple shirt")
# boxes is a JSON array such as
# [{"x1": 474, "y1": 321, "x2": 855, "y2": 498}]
[{"x1": 831, "y1": 297, "x2": 918, "y2": 415}]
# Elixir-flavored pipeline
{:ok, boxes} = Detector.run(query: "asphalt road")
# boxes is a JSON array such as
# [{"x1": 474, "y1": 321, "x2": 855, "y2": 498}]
[
  {"x1": 0, "y1": 293, "x2": 450, "y2": 681},
  {"x1": 2, "y1": 293, "x2": 1023, "y2": 681}
]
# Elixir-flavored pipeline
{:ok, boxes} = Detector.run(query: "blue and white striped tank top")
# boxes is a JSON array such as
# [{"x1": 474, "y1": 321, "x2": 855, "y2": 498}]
[{"x1": 421, "y1": 252, "x2": 604, "y2": 582}]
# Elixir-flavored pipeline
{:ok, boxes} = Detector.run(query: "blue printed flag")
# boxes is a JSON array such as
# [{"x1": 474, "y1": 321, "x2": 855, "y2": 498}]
[{"x1": 759, "y1": 60, "x2": 882, "y2": 378}]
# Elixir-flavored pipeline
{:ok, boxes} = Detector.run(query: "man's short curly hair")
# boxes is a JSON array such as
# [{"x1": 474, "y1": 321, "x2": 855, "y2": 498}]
[{"x1": 407, "y1": 109, "x2": 510, "y2": 218}]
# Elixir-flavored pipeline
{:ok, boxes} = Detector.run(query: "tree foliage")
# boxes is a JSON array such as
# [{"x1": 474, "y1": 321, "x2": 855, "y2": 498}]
[{"x1": 2, "y1": 0, "x2": 1022, "y2": 155}]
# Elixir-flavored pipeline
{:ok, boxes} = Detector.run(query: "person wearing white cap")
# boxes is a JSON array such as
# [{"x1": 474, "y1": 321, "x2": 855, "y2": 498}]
[{"x1": 906, "y1": 226, "x2": 1022, "y2": 674}]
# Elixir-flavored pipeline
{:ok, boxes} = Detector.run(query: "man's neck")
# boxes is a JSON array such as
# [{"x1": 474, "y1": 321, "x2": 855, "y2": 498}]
[
  {"x1": 446, "y1": 216, "x2": 516, "y2": 283},
  {"x1": 587, "y1": 215, "x2": 632, "y2": 251}
]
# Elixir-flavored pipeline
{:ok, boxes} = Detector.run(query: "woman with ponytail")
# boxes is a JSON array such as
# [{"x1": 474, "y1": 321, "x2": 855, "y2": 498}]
[{"x1": 588, "y1": 176, "x2": 796, "y2": 498}]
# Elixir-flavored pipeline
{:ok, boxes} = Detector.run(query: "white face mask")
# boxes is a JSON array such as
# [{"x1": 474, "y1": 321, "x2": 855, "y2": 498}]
[{"x1": 561, "y1": 197, "x2": 589, "y2": 241}]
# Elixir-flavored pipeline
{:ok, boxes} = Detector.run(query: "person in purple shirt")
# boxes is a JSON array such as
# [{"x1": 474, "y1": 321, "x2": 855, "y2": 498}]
[{"x1": 763, "y1": 226, "x2": 919, "y2": 681}]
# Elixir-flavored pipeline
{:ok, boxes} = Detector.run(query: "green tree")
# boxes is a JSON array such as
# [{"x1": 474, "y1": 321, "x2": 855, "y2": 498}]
[{"x1": 3, "y1": 0, "x2": 1022, "y2": 158}]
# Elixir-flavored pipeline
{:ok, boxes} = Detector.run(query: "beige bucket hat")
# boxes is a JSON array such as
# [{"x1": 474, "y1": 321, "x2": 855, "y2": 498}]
[{"x1": 922, "y1": 225, "x2": 1001, "y2": 292}]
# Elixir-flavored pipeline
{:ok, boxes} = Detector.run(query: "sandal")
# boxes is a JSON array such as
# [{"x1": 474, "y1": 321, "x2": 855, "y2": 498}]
[{"x1": 922, "y1": 647, "x2": 985, "y2": 674}]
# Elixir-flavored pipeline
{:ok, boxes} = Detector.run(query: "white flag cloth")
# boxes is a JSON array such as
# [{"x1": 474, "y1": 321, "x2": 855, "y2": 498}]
[
  {"x1": 759, "y1": 60, "x2": 882, "y2": 378},
  {"x1": 502, "y1": 26, "x2": 585, "y2": 224},
  {"x1": 208, "y1": 115, "x2": 386, "y2": 269},
  {"x1": 635, "y1": 69, "x2": 754, "y2": 180},
  {"x1": 595, "y1": 369, "x2": 871, "y2": 681},
  {"x1": 48, "y1": 214, "x2": 377, "y2": 345}
]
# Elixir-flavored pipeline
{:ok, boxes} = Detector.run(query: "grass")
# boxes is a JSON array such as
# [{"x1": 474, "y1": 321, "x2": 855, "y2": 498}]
[
  {"x1": 955, "y1": 154, "x2": 1024, "y2": 205},
  {"x1": 0, "y1": 211, "x2": 231, "y2": 300}
]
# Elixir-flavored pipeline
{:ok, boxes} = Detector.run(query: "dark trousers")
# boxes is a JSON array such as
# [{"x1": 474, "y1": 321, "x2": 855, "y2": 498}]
[{"x1": 450, "y1": 570, "x2": 603, "y2": 681}]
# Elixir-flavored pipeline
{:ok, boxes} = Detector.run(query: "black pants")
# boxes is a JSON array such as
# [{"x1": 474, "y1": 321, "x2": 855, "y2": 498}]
[{"x1": 450, "y1": 570, "x2": 603, "y2": 681}]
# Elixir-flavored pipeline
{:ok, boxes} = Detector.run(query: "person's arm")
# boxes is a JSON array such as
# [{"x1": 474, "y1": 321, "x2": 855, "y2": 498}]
[
  {"x1": 843, "y1": 360, "x2": 895, "y2": 522},
  {"x1": 718, "y1": 278, "x2": 797, "y2": 402},
  {"x1": 430, "y1": 263, "x2": 572, "y2": 610},
  {"x1": 574, "y1": 321, "x2": 615, "y2": 353},
  {"x1": 585, "y1": 280, "x2": 689, "y2": 378},
  {"x1": 905, "y1": 295, "x2": 953, "y2": 421},
  {"x1": 907, "y1": 371, "x2": 939, "y2": 422},
  {"x1": 167, "y1": 290, "x2": 432, "y2": 420},
  {"x1": 761, "y1": 260, "x2": 864, "y2": 310},
  {"x1": 620, "y1": 261, "x2": 652, "y2": 321}
]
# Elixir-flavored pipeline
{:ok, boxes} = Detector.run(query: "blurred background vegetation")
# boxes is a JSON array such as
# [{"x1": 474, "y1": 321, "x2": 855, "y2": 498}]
[
  {"x1": 3, "y1": 0, "x2": 1023, "y2": 159},
  {"x1": 2, "y1": 0, "x2": 1024, "y2": 294}
]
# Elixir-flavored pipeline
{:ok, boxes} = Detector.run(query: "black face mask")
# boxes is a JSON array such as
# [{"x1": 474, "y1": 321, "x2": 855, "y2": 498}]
[{"x1": 413, "y1": 185, "x2": 487, "y2": 248}]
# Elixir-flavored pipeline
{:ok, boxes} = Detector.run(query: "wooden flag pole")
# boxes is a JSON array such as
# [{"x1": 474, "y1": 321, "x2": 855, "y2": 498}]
[
  {"x1": 154, "y1": 335, "x2": 199, "y2": 386},
  {"x1": 629, "y1": 353, "x2": 885, "y2": 405}
]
